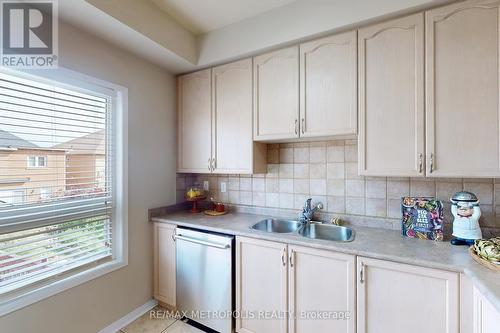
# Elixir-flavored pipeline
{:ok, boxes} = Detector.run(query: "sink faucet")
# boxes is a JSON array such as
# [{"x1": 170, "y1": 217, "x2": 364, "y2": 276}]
[{"x1": 299, "y1": 198, "x2": 323, "y2": 223}]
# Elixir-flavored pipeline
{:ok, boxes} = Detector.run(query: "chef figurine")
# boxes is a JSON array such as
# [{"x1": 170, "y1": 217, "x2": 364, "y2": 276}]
[{"x1": 450, "y1": 191, "x2": 482, "y2": 246}]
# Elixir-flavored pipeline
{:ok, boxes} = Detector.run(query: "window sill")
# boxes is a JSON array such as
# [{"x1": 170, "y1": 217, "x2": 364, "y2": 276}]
[{"x1": 0, "y1": 258, "x2": 127, "y2": 317}]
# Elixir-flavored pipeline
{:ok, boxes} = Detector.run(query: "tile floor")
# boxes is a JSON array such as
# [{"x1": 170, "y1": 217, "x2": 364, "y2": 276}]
[{"x1": 118, "y1": 306, "x2": 205, "y2": 333}]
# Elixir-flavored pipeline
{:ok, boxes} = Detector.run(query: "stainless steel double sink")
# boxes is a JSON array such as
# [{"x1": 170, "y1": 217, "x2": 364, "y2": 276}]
[{"x1": 250, "y1": 218, "x2": 354, "y2": 242}]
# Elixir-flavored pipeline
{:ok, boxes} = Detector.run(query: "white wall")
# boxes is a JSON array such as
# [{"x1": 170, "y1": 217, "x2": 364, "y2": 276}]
[
  {"x1": 197, "y1": 0, "x2": 451, "y2": 66},
  {"x1": 0, "y1": 21, "x2": 177, "y2": 333}
]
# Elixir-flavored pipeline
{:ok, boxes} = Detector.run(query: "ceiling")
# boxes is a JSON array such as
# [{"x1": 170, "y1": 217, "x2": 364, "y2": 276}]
[
  {"x1": 151, "y1": 0, "x2": 297, "y2": 35},
  {"x1": 58, "y1": 0, "x2": 451, "y2": 74}
]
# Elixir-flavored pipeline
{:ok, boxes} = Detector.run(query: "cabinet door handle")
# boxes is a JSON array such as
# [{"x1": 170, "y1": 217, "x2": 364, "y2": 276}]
[
  {"x1": 301, "y1": 118, "x2": 305, "y2": 134},
  {"x1": 360, "y1": 262, "x2": 365, "y2": 284},
  {"x1": 294, "y1": 119, "x2": 298, "y2": 135},
  {"x1": 281, "y1": 248, "x2": 286, "y2": 266},
  {"x1": 429, "y1": 153, "x2": 434, "y2": 173},
  {"x1": 418, "y1": 153, "x2": 423, "y2": 173},
  {"x1": 208, "y1": 158, "x2": 211, "y2": 172},
  {"x1": 289, "y1": 250, "x2": 294, "y2": 268}
]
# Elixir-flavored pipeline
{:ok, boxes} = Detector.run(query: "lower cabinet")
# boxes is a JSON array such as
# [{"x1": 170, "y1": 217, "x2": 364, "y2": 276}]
[
  {"x1": 235, "y1": 236, "x2": 355, "y2": 333},
  {"x1": 288, "y1": 245, "x2": 355, "y2": 333},
  {"x1": 357, "y1": 257, "x2": 459, "y2": 333},
  {"x1": 235, "y1": 237, "x2": 288, "y2": 333},
  {"x1": 473, "y1": 286, "x2": 500, "y2": 333},
  {"x1": 153, "y1": 223, "x2": 176, "y2": 308}
]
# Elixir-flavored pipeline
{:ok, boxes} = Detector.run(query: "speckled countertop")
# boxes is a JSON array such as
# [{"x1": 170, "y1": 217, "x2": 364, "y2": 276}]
[{"x1": 151, "y1": 210, "x2": 500, "y2": 312}]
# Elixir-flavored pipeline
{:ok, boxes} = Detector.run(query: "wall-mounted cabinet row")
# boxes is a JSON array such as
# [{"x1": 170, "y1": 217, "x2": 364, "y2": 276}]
[
  {"x1": 253, "y1": 31, "x2": 358, "y2": 141},
  {"x1": 177, "y1": 60, "x2": 267, "y2": 174},
  {"x1": 359, "y1": 0, "x2": 500, "y2": 177},
  {"x1": 178, "y1": 0, "x2": 500, "y2": 177}
]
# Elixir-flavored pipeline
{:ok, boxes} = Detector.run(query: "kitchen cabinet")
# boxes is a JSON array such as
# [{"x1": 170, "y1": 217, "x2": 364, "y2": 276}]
[
  {"x1": 299, "y1": 31, "x2": 357, "y2": 138},
  {"x1": 358, "y1": 13, "x2": 425, "y2": 177},
  {"x1": 425, "y1": 0, "x2": 500, "y2": 177},
  {"x1": 288, "y1": 245, "x2": 355, "y2": 333},
  {"x1": 236, "y1": 237, "x2": 356, "y2": 333},
  {"x1": 153, "y1": 223, "x2": 176, "y2": 309},
  {"x1": 253, "y1": 46, "x2": 300, "y2": 141},
  {"x1": 213, "y1": 59, "x2": 267, "y2": 174},
  {"x1": 357, "y1": 257, "x2": 459, "y2": 333},
  {"x1": 473, "y1": 285, "x2": 500, "y2": 333},
  {"x1": 236, "y1": 237, "x2": 288, "y2": 333},
  {"x1": 177, "y1": 69, "x2": 212, "y2": 173},
  {"x1": 178, "y1": 61, "x2": 266, "y2": 174}
]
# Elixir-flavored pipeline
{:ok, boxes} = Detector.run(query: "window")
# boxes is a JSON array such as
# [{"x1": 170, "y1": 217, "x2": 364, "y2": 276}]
[
  {"x1": 0, "y1": 189, "x2": 25, "y2": 207},
  {"x1": 27, "y1": 156, "x2": 47, "y2": 168},
  {"x1": 0, "y1": 68, "x2": 127, "y2": 315}
]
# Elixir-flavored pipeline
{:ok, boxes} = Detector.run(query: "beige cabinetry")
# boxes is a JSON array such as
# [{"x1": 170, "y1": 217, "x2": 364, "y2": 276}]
[
  {"x1": 357, "y1": 257, "x2": 459, "y2": 333},
  {"x1": 213, "y1": 59, "x2": 266, "y2": 174},
  {"x1": 235, "y1": 237, "x2": 356, "y2": 333},
  {"x1": 425, "y1": 0, "x2": 500, "y2": 177},
  {"x1": 177, "y1": 69, "x2": 212, "y2": 173},
  {"x1": 253, "y1": 46, "x2": 300, "y2": 141},
  {"x1": 473, "y1": 286, "x2": 500, "y2": 333},
  {"x1": 153, "y1": 223, "x2": 176, "y2": 308},
  {"x1": 288, "y1": 245, "x2": 355, "y2": 333},
  {"x1": 177, "y1": 61, "x2": 266, "y2": 174},
  {"x1": 358, "y1": 13, "x2": 425, "y2": 177},
  {"x1": 299, "y1": 31, "x2": 357, "y2": 138},
  {"x1": 235, "y1": 237, "x2": 288, "y2": 333}
]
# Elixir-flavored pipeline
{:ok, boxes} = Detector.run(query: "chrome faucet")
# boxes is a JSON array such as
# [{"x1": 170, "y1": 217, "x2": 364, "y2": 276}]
[{"x1": 299, "y1": 198, "x2": 323, "y2": 224}]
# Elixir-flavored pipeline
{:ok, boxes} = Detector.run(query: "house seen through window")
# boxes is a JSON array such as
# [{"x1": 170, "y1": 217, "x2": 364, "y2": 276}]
[{"x1": 0, "y1": 71, "x2": 115, "y2": 295}]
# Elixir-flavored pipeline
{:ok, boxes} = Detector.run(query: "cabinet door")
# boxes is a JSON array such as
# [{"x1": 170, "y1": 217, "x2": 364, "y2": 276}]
[
  {"x1": 358, "y1": 14, "x2": 425, "y2": 177},
  {"x1": 473, "y1": 286, "x2": 500, "y2": 333},
  {"x1": 254, "y1": 46, "x2": 299, "y2": 141},
  {"x1": 288, "y1": 245, "x2": 355, "y2": 333},
  {"x1": 213, "y1": 59, "x2": 266, "y2": 174},
  {"x1": 177, "y1": 69, "x2": 212, "y2": 173},
  {"x1": 299, "y1": 31, "x2": 357, "y2": 138},
  {"x1": 426, "y1": 0, "x2": 500, "y2": 177},
  {"x1": 236, "y1": 237, "x2": 288, "y2": 333},
  {"x1": 153, "y1": 223, "x2": 176, "y2": 308},
  {"x1": 357, "y1": 257, "x2": 459, "y2": 333}
]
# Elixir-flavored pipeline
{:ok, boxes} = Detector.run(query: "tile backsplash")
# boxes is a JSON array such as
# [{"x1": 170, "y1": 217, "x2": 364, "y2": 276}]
[{"x1": 176, "y1": 140, "x2": 500, "y2": 230}]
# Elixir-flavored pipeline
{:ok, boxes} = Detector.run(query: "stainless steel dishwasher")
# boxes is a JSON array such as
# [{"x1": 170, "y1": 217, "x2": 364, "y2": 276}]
[{"x1": 175, "y1": 227, "x2": 234, "y2": 333}]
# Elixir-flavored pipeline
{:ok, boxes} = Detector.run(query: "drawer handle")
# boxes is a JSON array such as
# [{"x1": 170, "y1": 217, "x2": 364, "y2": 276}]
[{"x1": 174, "y1": 234, "x2": 230, "y2": 249}]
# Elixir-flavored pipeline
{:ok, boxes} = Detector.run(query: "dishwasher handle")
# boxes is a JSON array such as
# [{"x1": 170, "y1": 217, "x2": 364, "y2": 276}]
[{"x1": 174, "y1": 234, "x2": 231, "y2": 249}]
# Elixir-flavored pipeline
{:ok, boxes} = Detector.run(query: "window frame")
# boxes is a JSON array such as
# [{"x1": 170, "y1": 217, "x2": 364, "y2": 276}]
[
  {"x1": 0, "y1": 67, "x2": 128, "y2": 316},
  {"x1": 26, "y1": 155, "x2": 48, "y2": 168}
]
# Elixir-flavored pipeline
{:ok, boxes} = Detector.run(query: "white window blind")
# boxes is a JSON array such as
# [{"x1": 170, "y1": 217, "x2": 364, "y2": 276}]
[{"x1": 0, "y1": 71, "x2": 114, "y2": 295}]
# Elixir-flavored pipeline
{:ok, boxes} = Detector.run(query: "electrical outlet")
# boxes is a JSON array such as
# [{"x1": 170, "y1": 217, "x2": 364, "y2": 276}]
[
  {"x1": 203, "y1": 181, "x2": 209, "y2": 191},
  {"x1": 220, "y1": 182, "x2": 227, "y2": 193}
]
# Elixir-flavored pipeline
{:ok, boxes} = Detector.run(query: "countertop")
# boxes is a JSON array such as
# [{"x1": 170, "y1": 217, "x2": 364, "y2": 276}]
[{"x1": 151, "y1": 210, "x2": 500, "y2": 312}]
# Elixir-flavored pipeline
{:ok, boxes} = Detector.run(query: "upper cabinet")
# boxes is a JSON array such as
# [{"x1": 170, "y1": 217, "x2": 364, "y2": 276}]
[
  {"x1": 300, "y1": 31, "x2": 357, "y2": 138},
  {"x1": 425, "y1": 0, "x2": 500, "y2": 177},
  {"x1": 253, "y1": 37, "x2": 358, "y2": 142},
  {"x1": 177, "y1": 61, "x2": 266, "y2": 174},
  {"x1": 213, "y1": 59, "x2": 266, "y2": 174},
  {"x1": 358, "y1": 13, "x2": 425, "y2": 177},
  {"x1": 253, "y1": 46, "x2": 300, "y2": 141},
  {"x1": 177, "y1": 69, "x2": 212, "y2": 173}
]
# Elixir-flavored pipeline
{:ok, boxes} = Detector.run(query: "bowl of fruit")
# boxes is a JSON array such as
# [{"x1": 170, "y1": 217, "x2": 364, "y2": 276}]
[{"x1": 185, "y1": 184, "x2": 206, "y2": 213}]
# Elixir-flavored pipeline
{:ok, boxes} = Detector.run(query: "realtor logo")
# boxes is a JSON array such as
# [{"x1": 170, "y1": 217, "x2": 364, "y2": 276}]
[{"x1": 1, "y1": 0, "x2": 58, "y2": 68}]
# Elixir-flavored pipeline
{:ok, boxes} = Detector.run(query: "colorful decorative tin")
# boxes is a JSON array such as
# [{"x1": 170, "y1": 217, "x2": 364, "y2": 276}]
[{"x1": 401, "y1": 197, "x2": 444, "y2": 241}]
